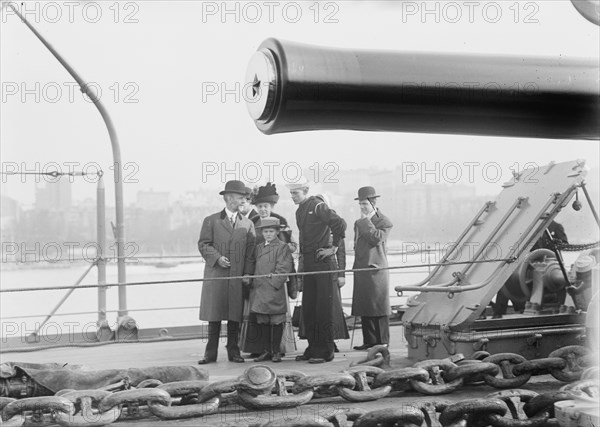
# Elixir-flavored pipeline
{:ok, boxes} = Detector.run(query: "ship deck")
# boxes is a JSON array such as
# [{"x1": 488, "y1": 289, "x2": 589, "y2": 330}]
[{"x1": 1, "y1": 324, "x2": 567, "y2": 426}]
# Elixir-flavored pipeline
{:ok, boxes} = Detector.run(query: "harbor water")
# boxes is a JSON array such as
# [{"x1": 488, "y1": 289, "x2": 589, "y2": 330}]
[{"x1": 1, "y1": 252, "x2": 436, "y2": 339}]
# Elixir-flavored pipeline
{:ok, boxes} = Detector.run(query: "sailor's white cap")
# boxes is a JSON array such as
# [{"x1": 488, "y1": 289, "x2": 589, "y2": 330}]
[{"x1": 286, "y1": 176, "x2": 310, "y2": 190}]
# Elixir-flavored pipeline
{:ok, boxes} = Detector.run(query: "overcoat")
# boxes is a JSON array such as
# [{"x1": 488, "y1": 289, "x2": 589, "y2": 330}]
[
  {"x1": 198, "y1": 209, "x2": 256, "y2": 322},
  {"x1": 250, "y1": 238, "x2": 293, "y2": 315},
  {"x1": 351, "y1": 209, "x2": 393, "y2": 317}
]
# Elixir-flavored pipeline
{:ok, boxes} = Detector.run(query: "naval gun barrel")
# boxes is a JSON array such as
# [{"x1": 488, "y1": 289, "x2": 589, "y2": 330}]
[{"x1": 245, "y1": 38, "x2": 600, "y2": 140}]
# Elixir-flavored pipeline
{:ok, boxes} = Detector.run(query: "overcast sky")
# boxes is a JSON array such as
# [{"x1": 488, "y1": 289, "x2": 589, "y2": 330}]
[{"x1": 1, "y1": 0, "x2": 599, "y2": 206}]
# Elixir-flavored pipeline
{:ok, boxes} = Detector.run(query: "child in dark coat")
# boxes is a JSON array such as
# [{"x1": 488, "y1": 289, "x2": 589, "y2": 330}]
[{"x1": 249, "y1": 217, "x2": 294, "y2": 362}]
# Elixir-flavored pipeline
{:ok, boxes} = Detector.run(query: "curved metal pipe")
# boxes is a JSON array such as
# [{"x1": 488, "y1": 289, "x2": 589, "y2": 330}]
[
  {"x1": 396, "y1": 261, "x2": 506, "y2": 294},
  {"x1": 6, "y1": 4, "x2": 128, "y2": 316}
]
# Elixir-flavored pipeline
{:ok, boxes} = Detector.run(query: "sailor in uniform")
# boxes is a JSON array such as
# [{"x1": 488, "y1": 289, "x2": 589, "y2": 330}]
[{"x1": 287, "y1": 177, "x2": 346, "y2": 363}]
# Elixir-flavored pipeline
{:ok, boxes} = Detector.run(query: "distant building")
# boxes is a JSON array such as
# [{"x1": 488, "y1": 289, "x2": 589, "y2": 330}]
[
  {"x1": 324, "y1": 168, "x2": 492, "y2": 245},
  {"x1": 128, "y1": 190, "x2": 172, "y2": 254},
  {"x1": 1, "y1": 195, "x2": 19, "y2": 243},
  {"x1": 35, "y1": 179, "x2": 72, "y2": 211},
  {"x1": 136, "y1": 190, "x2": 169, "y2": 211}
]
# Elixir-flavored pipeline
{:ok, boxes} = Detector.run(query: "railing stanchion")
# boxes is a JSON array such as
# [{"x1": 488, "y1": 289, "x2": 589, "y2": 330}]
[{"x1": 97, "y1": 175, "x2": 107, "y2": 326}]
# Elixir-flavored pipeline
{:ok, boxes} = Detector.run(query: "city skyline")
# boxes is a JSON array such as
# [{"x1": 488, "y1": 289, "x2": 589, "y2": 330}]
[{"x1": 3, "y1": 163, "x2": 598, "y2": 260}]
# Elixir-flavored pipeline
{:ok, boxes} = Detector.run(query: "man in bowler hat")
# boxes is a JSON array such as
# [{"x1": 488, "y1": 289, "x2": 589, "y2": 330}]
[
  {"x1": 197, "y1": 180, "x2": 256, "y2": 364},
  {"x1": 351, "y1": 186, "x2": 393, "y2": 350}
]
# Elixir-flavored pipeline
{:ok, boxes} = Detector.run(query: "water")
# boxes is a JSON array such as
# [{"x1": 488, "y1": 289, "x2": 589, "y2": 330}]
[{"x1": 0, "y1": 253, "x2": 430, "y2": 338}]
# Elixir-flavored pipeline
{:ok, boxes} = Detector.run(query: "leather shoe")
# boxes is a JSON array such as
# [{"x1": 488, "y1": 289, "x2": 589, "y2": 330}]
[
  {"x1": 229, "y1": 355, "x2": 245, "y2": 363},
  {"x1": 353, "y1": 343, "x2": 375, "y2": 350},
  {"x1": 309, "y1": 354, "x2": 334, "y2": 363},
  {"x1": 197, "y1": 357, "x2": 216, "y2": 365},
  {"x1": 295, "y1": 354, "x2": 310, "y2": 361},
  {"x1": 253, "y1": 351, "x2": 272, "y2": 362},
  {"x1": 272, "y1": 353, "x2": 282, "y2": 363}
]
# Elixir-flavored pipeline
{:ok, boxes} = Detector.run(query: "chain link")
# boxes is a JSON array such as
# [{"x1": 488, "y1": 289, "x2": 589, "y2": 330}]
[
  {"x1": 337, "y1": 366, "x2": 391, "y2": 402},
  {"x1": 54, "y1": 390, "x2": 121, "y2": 427},
  {"x1": 554, "y1": 241, "x2": 600, "y2": 251},
  {"x1": 2, "y1": 345, "x2": 595, "y2": 427},
  {"x1": 349, "y1": 345, "x2": 391, "y2": 369},
  {"x1": 409, "y1": 359, "x2": 465, "y2": 395}
]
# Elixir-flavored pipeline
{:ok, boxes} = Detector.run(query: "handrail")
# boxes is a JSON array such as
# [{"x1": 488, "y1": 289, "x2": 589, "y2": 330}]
[
  {"x1": 0, "y1": 258, "x2": 513, "y2": 294},
  {"x1": 408, "y1": 201, "x2": 496, "y2": 289},
  {"x1": 505, "y1": 193, "x2": 562, "y2": 259},
  {"x1": 3, "y1": 305, "x2": 200, "y2": 320},
  {"x1": 394, "y1": 198, "x2": 523, "y2": 291},
  {"x1": 394, "y1": 189, "x2": 581, "y2": 295},
  {"x1": 458, "y1": 196, "x2": 526, "y2": 277},
  {"x1": 0, "y1": 248, "x2": 448, "y2": 264},
  {"x1": 3, "y1": 295, "x2": 404, "y2": 320},
  {"x1": 395, "y1": 261, "x2": 507, "y2": 294}
]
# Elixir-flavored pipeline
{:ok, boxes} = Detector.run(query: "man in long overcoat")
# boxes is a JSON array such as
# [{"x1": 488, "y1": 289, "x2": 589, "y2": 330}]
[
  {"x1": 197, "y1": 180, "x2": 256, "y2": 364},
  {"x1": 351, "y1": 186, "x2": 393, "y2": 350},
  {"x1": 288, "y1": 177, "x2": 346, "y2": 363}
]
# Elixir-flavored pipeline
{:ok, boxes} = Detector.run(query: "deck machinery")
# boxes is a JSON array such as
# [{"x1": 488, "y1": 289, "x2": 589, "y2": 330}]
[
  {"x1": 244, "y1": 39, "x2": 600, "y2": 360},
  {"x1": 395, "y1": 159, "x2": 597, "y2": 360}
]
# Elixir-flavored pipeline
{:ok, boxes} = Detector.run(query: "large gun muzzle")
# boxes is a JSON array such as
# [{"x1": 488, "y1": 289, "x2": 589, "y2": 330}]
[{"x1": 245, "y1": 38, "x2": 599, "y2": 139}]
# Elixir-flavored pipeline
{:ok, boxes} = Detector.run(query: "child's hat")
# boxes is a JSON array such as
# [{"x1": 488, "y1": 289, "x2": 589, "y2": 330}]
[{"x1": 255, "y1": 217, "x2": 281, "y2": 230}]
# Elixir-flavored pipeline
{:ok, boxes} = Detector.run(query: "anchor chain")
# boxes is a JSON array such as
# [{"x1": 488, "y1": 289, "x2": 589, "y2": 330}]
[
  {"x1": 553, "y1": 240, "x2": 600, "y2": 251},
  {"x1": 0, "y1": 345, "x2": 595, "y2": 426}
]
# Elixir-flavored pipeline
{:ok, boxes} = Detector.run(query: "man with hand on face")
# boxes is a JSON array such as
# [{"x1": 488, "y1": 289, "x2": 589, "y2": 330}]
[
  {"x1": 197, "y1": 180, "x2": 256, "y2": 364},
  {"x1": 287, "y1": 177, "x2": 346, "y2": 364},
  {"x1": 351, "y1": 187, "x2": 393, "y2": 350},
  {"x1": 240, "y1": 187, "x2": 260, "y2": 222}
]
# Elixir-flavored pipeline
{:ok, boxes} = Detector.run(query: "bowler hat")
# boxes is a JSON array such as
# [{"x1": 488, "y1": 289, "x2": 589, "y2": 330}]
[
  {"x1": 219, "y1": 180, "x2": 247, "y2": 195},
  {"x1": 286, "y1": 176, "x2": 310, "y2": 191},
  {"x1": 255, "y1": 217, "x2": 281, "y2": 230},
  {"x1": 255, "y1": 182, "x2": 279, "y2": 204},
  {"x1": 355, "y1": 186, "x2": 380, "y2": 201}
]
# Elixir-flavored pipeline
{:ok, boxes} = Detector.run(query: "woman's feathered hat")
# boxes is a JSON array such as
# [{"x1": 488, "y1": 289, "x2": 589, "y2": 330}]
[{"x1": 253, "y1": 182, "x2": 279, "y2": 204}]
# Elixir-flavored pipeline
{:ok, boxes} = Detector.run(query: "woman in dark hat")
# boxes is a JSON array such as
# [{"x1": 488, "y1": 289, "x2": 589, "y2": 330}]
[{"x1": 239, "y1": 182, "x2": 298, "y2": 357}]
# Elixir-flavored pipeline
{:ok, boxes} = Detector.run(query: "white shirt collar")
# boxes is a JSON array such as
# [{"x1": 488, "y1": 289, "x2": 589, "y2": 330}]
[{"x1": 225, "y1": 207, "x2": 237, "y2": 220}]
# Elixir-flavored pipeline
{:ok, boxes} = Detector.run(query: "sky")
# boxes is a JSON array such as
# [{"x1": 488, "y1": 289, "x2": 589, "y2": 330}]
[{"x1": 1, "y1": 0, "x2": 599, "y2": 207}]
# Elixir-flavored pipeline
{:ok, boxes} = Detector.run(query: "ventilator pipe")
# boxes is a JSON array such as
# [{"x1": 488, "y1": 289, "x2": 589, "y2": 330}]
[
  {"x1": 5, "y1": 4, "x2": 128, "y2": 317},
  {"x1": 246, "y1": 38, "x2": 599, "y2": 139}
]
